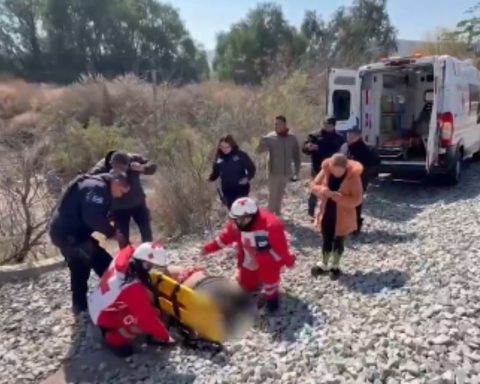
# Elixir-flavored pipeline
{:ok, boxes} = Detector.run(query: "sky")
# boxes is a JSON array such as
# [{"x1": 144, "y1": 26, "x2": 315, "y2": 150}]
[{"x1": 165, "y1": 0, "x2": 476, "y2": 50}]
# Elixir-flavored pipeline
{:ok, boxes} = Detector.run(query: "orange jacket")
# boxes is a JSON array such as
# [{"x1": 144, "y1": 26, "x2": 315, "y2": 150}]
[{"x1": 310, "y1": 157, "x2": 364, "y2": 237}]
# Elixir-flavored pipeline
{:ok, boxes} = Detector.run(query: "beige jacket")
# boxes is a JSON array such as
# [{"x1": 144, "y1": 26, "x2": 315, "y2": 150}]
[{"x1": 257, "y1": 131, "x2": 301, "y2": 178}]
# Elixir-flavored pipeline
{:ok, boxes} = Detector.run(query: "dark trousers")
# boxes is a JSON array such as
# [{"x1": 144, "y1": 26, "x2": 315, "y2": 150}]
[
  {"x1": 308, "y1": 193, "x2": 317, "y2": 217},
  {"x1": 58, "y1": 237, "x2": 112, "y2": 310},
  {"x1": 321, "y1": 208, "x2": 344, "y2": 256},
  {"x1": 356, "y1": 171, "x2": 375, "y2": 230},
  {"x1": 113, "y1": 203, "x2": 153, "y2": 242},
  {"x1": 322, "y1": 228, "x2": 345, "y2": 256},
  {"x1": 222, "y1": 185, "x2": 250, "y2": 209}
]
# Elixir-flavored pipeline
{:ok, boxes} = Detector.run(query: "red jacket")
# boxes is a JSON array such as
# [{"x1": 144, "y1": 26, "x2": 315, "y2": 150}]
[
  {"x1": 88, "y1": 245, "x2": 170, "y2": 341},
  {"x1": 203, "y1": 209, "x2": 295, "y2": 270}
]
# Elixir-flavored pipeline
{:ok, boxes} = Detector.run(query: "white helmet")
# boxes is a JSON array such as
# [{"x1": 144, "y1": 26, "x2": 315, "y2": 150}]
[
  {"x1": 229, "y1": 197, "x2": 259, "y2": 219},
  {"x1": 132, "y1": 241, "x2": 167, "y2": 267}
]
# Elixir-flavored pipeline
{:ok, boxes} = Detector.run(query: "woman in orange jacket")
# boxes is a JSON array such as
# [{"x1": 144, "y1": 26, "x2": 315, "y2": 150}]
[{"x1": 310, "y1": 153, "x2": 363, "y2": 279}]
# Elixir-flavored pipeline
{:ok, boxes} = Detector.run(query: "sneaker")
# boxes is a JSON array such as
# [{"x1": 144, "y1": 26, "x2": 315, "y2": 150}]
[
  {"x1": 329, "y1": 268, "x2": 342, "y2": 281},
  {"x1": 311, "y1": 265, "x2": 328, "y2": 277}
]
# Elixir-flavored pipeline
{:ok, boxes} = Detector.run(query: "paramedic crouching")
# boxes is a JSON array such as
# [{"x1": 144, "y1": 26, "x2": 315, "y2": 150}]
[
  {"x1": 88, "y1": 243, "x2": 175, "y2": 357},
  {"x1": 48, "y1": 172, "x2": 130, "y2": 315}
]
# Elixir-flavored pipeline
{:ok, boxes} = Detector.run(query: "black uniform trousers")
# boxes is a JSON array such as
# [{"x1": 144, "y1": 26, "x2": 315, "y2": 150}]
[
  {"x1": 112, "y1": 203, "x2": 153, "y2": 243},
  {"x1": 57, "y1": 237, "x2": 112, "y2": 311}
]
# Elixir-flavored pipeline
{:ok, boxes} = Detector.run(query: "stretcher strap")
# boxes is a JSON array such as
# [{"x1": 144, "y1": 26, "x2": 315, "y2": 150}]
[{"x1": 170, "y1": 282, "x2": 182, "y2": 321}]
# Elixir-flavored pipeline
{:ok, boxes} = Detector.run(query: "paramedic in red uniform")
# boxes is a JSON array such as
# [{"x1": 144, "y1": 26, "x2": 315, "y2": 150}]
[
  {"x1": 88, "y1": 242, "x2": 175, "y2": 357},
  {"x1": 201, "y1": 197, "x2": 295, "y2": 313}
]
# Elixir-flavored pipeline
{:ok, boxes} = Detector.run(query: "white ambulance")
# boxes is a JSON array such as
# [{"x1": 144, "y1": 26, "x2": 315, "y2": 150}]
[{"x1": 327, "y1": 54, "x2": 480, "y2": 184}]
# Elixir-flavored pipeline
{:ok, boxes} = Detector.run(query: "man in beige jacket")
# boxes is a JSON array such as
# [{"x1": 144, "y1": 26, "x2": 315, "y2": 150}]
[{"x1": 257, "y1": 115, "x2": 301, "y2": 216}]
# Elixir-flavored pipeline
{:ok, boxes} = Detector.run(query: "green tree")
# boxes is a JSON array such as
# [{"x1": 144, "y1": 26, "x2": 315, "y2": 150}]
[
  {"x1": 0, "y1": 0, "x2": 45, "y2": 78},
  {"x1": 456, "y1": 3, "x2": 480, "y2": 47},
  {"x1": 0, "y1": 0, "x2": 209, "y2": 83},
  {"x1": 213, "y1": 3, "x2": 301, "y2": 84},
  {"x1": 299, "y1": 10, "x2": 332, "y2": 68},
  {"x1": 328, "y1": 0, "x2": 397, "y2": 67}
]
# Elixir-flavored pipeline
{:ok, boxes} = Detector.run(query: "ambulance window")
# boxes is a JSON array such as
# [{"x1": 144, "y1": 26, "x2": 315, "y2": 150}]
[
  {"x1": 469, "y1": 84, "x2": 480, "y2": 116},
  {"x1": 332, "y1": 90, "x2": 351, "y2": 121},
  {"x1": 334, "y1": 76, "x2": 356, "y2": 86}
]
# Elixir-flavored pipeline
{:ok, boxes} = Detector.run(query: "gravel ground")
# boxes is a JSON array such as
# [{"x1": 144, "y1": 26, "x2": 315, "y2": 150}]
[{"x1": 2, "y1": 163, "x2": 480, "y2": 384}]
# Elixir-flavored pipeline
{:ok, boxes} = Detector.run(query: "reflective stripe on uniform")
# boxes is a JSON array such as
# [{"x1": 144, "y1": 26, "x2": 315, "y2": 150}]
[
  {"x1": 269, "y1": 249, "x2": 281, "y2": 262},
  {"x1": 215, "y1": 237, "x2": 226, "y2": 248},
  {"x1": 118, "y1": 327, "x2": 137, "y2": 340},
  {"x1": 263, "y1": 283, "x2": 279, "y2": 294}
]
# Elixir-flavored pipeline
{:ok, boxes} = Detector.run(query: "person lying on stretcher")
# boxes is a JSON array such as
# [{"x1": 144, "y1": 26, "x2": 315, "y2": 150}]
[{"x1": 88, "y1": 242, "x2": 252, "y2": 357}]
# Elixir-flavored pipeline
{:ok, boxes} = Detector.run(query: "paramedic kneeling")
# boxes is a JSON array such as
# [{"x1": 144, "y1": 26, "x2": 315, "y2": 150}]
[
  {"x1": 88, "y1": 242, "x2": 175, "y2": 357},
  {"x1": 202, "y1": 197, "x2": 295, "y2": 313}
]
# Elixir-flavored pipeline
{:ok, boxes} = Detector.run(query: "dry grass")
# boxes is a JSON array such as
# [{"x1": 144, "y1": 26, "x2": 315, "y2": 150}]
[{"x1": 0, "y1": 71, "x2": 325, "y2": 262}]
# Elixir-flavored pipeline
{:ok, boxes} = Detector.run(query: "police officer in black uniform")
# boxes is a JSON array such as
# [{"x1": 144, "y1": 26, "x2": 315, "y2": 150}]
[
  {"x1": 89, "y1": 150, "x2": 157, "y2": 244},
  {"x1": 49, "y1": 172, "x2": 130, "y2": 314},
  {"x1": 303, "y1": 116, "x2": 345, "y2": 219},
  {"x1": 340, "y1": 126, "x2": 381, "y2": 234}
]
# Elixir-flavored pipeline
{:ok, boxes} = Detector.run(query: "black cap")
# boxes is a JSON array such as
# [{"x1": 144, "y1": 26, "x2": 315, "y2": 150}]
[
  {"x1": 110, "y1": 151, "x2": 130, "y2": 166},
  {"x1": 324, "y1": 116, "x2": 336, "y2": 125},
  {"x1": 347, "y1": 125, "x2": 362, "y2": 134}
]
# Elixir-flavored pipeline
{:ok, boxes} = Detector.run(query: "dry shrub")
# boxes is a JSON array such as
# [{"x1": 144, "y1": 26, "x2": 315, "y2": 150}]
[
  {"x1": 0, "y1": 142, "x2": 55, "y2": 264},
  {"x1": 2, "y1": 70, "x2": 326, "y2": 240},
  {"x1": 0, "y1": 80, "x2": 38, "y2": 119},
  {"x1": 50, "y1": 122, "x2": 143, "y2": 177},
  {"x1": 46, "y1": 75, "x2": 115, "y2": 128},
  {"x1": 147, "y1": 127, "x2": 216, "y2": 236}
]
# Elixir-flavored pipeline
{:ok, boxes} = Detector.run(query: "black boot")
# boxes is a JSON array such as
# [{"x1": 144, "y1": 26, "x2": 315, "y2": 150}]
[
  {"x1": 329, "y1": 268, "x2": 342, "y2": 281},
  {"x1": 146, "y1": 335, "x2": 176, "y2": 347},
  {"x1": 265, "y1": 296, "x2": 280, "y2": 313},
  {"x1": 311, "y1": 265, "x2": 329, "y2": 277},
  {"x1": 72, "y1": 297, "x2": 87, "y2": 316},
  {"x1": 257, "y1": 296, "x2": 280, "y2": 314},
  {"x1": 102, "y1": 340, "x2": 134, "y2": 358},
  {"x1": 354, "y1": 218, "x2": 364, "y2": 236}
]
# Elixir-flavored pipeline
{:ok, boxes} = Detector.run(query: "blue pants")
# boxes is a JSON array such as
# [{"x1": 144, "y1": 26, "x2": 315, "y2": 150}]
[{"x1": 222, "y1": 185, "x2": 250, "y2": 209}]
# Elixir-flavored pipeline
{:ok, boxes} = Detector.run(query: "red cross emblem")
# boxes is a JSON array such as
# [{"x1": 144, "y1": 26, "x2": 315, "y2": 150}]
[
  {"x1": 99, "y1": 267, "x2": 115, "y2": 294},
  {"x1": 238, "y1": 198, "x2": 247, "y2": 206},
  {"x1": 148, "y1": 252, "x2": 154, "y2": 260}
]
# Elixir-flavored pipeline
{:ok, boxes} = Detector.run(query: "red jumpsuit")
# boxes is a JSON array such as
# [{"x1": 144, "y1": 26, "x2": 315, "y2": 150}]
[
  {"x1": 203, "y1": 209, "x2": 295, "y2": 300},
  {"x1": 87, "y1": 245, "x2": 170, "y2": 347}
]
